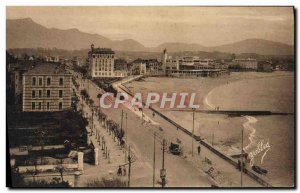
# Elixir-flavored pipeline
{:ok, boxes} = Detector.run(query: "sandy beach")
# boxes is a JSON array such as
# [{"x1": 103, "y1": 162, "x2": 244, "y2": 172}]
[{"x1": 126, "y1": 71, "x2": 295, "y2": 187}]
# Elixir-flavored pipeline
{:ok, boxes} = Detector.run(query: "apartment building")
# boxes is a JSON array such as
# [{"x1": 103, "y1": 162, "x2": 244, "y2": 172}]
[
  {"x1": 88, "y1": 44, "x2": 127, "y2": 78},
  {"x1": 22, "y1": 63, "x2": 72, "y2": 112},
  {"x1": 233, "y1": 58, "x2": 258, "y2": 70}
]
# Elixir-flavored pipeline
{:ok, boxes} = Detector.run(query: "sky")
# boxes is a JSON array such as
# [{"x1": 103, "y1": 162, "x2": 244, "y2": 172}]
[{"x1": 6, "y1": 6, "x2": 294, "y2": 47}]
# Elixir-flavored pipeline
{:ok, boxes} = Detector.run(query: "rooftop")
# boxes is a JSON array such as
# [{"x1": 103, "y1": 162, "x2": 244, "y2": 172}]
[
  {"x1": 89, "y1": 47, "x2": 115, "y2": 54},
  {"x1": 234, "y1": 58, "x2": 257, "y2": 61},
  {"x1": 8, "y1": 61, "x2": 34, "y2": 71},
  {"x1": 24, "y1": 63, "x2": 71, "y2": 75},
  {"x1": 132, "y1": 58, "x2": 159, "y2": 64}
]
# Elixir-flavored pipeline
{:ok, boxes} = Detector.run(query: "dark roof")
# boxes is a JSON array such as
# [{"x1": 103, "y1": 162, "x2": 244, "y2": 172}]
[
  {"x1": 9, "y1": 60, "x2": 36, "y2": 71},
  {"x1": 132, "y1": 58, "x2": 159, "y2": 64},
  {"x1": 89, "y1": 48, "x2": 115, "y2": 54},
  {"x1": 24, "y1": 63, "x2": 71, "y2": 75}
]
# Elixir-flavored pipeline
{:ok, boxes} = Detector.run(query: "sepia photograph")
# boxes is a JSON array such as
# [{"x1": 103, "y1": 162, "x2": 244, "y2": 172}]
[{"x1": 6, "y1": 6, "x2": 295, "y2": 188}]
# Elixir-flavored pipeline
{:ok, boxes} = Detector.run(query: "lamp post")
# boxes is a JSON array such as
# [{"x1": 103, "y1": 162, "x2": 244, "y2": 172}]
[
  {"x1": 160, "y1": 139, "x2": 167, "y2": 187},
  {"x1": 241, "y1": 128, "x2": 244, "y2": 187},
  {"x1": 192, "y1": 108, "x2": 195, "y2": 157}
]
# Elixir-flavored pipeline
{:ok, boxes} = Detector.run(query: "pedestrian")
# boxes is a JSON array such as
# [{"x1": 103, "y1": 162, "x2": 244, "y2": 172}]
[
  {"x1": 117, "y1": 166, "x2": 122, "y2": 176},
  {"x1": 123, "y1": 166, "x2": 126, "y2": 176},
  {"x1": 152, "y1": 112, "x2": 155, "y2": 118},
  {"x1": 197, "y1": 145, "x2": 201, "y2": 155}
]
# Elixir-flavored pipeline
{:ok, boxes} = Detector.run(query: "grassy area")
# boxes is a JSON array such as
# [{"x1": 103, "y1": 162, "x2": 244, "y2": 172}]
[{"x1": 7, "y1": 110, "x2": 88, "y2": 147}]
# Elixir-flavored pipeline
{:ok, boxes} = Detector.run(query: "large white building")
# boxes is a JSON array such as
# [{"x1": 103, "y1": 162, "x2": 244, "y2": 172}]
[
  {"x1": 131, "y1": 59, "x2": 160, "y2": 75},
  {"x1": 161, "y1": 49, "x2": 229, "y2": 78},
  {"x1": 233, "y1": 58, "x2": 258, "y2": 70},
  {"x1": 88, "y1": 44, "x2": 127, "y2": 78}
]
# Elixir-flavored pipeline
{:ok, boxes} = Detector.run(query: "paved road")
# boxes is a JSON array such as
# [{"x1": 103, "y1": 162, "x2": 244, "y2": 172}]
[{"x1": 72, "y1": 73, "x2": 261, "y2": 187}]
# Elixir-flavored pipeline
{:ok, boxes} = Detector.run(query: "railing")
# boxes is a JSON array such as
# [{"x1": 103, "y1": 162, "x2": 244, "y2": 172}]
[{"x1": 117, "y1": 83, "x2": 273, "y2": 187}]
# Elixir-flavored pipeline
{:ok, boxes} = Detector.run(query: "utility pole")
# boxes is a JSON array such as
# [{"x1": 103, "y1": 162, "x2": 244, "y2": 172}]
[
  {"x1": 141, "y1": 108, "x2": 144, "y2": 122},
  {"x1": 125, "y1": 112, "x2": 128, "y2": 163},
  {"x1": 153, "y1": 132, "x2": 156, "y2": 187},
  {"x1": 192, "y1": 108, "x2": 195, "y2": 157},
  {"x1": 160, "y1": 139, "x2": 167, "y2": 188},
  {"x1": 241, "y1": 128, "x2": 244, "y2": 187},
  {"x1": 212, "y1": 129, "x2": 214, "y2": 146},
  {"x1": 91, "y1": 108, "x2": 94, "y2": 135},
  {"x1": 128, "y1": 145, "x2": 131, "y2": 187},
  {"x1": 87, "y1": 79, "x2": 90, "y2": 94},
  {"x1": 125, "y1": 112, "x2": 128, "y2": 144},
  {"x1": 121, "y1": 110, "x2": 124, "y2": 131}
]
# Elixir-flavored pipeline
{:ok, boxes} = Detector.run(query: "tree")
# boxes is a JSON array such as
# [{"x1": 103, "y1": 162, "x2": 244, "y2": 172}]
[
  {"x1": 86, "y1": 177, "x2": 127, "y2": 187},
  {"x1": 22, "y1": 178, "x2": 70, "y2": 187},
  {"x1": 80, "y1": 89, "x2": 89, "y2": 101},
  {"x1": 34, "y1": 130, "x2": 47, "y2": 165},
  {"x1": 231, "y1": 53, "x2": 236, "y2": 61}
]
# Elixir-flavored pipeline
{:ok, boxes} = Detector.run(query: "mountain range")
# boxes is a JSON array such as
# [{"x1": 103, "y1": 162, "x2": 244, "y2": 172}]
[{"x1": 6, "y1": 18, "x2": 294, "y2": 55}]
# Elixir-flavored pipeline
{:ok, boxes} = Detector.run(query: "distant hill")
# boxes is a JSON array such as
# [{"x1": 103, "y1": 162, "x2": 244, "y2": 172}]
[
  {"x1": 6, "y1": 18, "x2": 146, "y2": 51},
  {"x1": 209, "y1": 39, "x2": 294, "y2": 55},
  {"x1": 151, "y1": 42, "x2": 208, "y2": 52},
  {"x1": 7, "y1": 18, "x2": 294, "y2": 55}
]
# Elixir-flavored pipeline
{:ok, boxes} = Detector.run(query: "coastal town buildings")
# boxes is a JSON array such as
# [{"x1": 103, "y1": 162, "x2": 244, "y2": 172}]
[
  {"x1": 161, "y1": 49, "x2": 229, "y2": 77},
  {"x1": 45, "y1": 56, "x2": 60, "y2": 63},
  {"x1": 131, "y1": 60, "x2": 147, "y2": 75},
  {"x1": 258, "y1": 61, "x2": 273, "y2": 72},
  {"x1": 131, "y1": 58, "x2": 160, "y2": 75},
  {"x1": 7, "y1": 61, "x2": 33, "y2": 104},
  {"x1": 233, "y1": 58, "x2": 258, "y2": 70},
  {"x1": 22, "y1": 63, "x2": 72, "y2": 112},
  {"x1": 88, "y1": 44, "x2": 127, "y2": 78},
  {"x1": 72, "y1": 57, "x2": 80, "y2": 66}
]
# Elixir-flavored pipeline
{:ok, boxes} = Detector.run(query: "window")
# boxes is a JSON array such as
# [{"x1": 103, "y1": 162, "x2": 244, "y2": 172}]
[
  {"x1": 59, "y1": 78, "x2": 63, "y2": 86},
  {"x1": 38, "y1": 102, "x2": 42, "y2": 110},
  {"x1": 47, "y1": 77, "x2": 51, "y2": 86},
  {"x1": 32, "y1": 77, "x2": 36, "y2": 86},
  {"x1": 32, "y1": 90, "x2": 36, "y2": 98},
  {"x1": 59, "y1": 90, "x2": 63, "y2": 98},
  {"x1": 39, "y1": 90, "x2": 42, "y2": 98},
  {"x1": 59, "y1": 102, "x2": 63, "y2": 110},
  {"x1": 47, "y1": 90, "x2": 51, "y2": 98},
  {"x1": 38, "y1": 77, "x2": 43, "y2": 86},
  {"x1": 47, "y1": 102, "x2": 50, "y2": 110},
  {"x1": 31, "y1": 102, "x2": 35, "y2": 110}
]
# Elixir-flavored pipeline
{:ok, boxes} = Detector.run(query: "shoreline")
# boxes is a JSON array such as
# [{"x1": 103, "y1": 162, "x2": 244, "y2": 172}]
[
  {"x1": 201, "y1": 73, "x2": 294, "y2": 187},
  {"x1": 126, "y1": 71, "x2": 294, "y2": 187}
]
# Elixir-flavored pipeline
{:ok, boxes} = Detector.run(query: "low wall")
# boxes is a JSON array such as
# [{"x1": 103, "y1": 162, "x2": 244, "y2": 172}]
[
  {"x1": 118, "y1": 85, "x2": 272, "y2": 187},
  {"x1": 18, "y1": 163, "x2": 79, "y2": 173}
]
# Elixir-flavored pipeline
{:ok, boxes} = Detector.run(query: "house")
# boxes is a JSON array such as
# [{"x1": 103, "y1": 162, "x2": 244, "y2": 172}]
[
  {"x1": 131, "y1": 60, "x2": 147, "y2": 75},
  {"x1": 258, "y1": 61, "x2": 273, "y2": 72},
  {"x1": 7, "y1": 61, "x2": 34, "y2": 104},
  {"x1": 22, "y1": 63, "x2": 72, "y2": 112},
  {"x1": 233, "y1": 58, "x2": 258, "y2": 70},
  {"x1": 45, "y1": 56, "x2": 60, "y2": 63},
  {"x1": 131, "y1": 58, "x2": 160, "y2": 75}
]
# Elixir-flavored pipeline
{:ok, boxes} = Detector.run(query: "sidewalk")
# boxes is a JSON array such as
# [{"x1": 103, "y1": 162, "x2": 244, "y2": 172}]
[
  {"x1": 71, "y1": 72, "x2": 260, "y2": 187},
  {"x1": 73, "y1": 81, "x2": 128, "y2": 187}
]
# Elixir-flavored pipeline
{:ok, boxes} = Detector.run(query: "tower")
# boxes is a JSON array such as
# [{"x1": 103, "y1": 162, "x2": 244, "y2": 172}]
[{"x1": 161, "y1": 48, "x2": 167, "y2": 74}]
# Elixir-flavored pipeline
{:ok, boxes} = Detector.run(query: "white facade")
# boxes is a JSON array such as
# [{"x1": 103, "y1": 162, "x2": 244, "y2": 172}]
[
  {"x1": 234, "y1": 59, "x2": 258, "y2": 70},
  {"x1": 88, "y1": 45, "x2": 127, "y2": 78},
  {"x1": 132, "y1": 63, "x2": 147, "y2": 75},
  {"x1": 45, "y1": 56, "x2": 59, "y2": 63}
]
